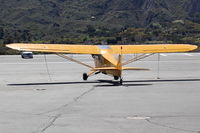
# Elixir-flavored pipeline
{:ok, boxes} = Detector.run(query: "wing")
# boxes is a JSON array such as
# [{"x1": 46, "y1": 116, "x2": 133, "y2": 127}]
[
  {"x1": 6, "y1": 43, "x2": 197, "y2": 54},
  {"x1": 110, "y1": 44, "x2": 198, "y2": 54},
  {"x1": 6, "y1": 43, "x2": 100, "y2": 54}
]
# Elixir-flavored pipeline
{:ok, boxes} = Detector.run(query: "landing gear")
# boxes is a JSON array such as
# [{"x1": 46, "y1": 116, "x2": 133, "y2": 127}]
[
  {"x1": 114, "y1": 76, "x2": 123, "y2": 85},
  {"x1": 119, "y1": 77, "x2": 123, "y2": 85},
  {"x1": 83, "y1": 73, "x2": 88, "y2": 81},
  {"x1": 114, "y1": 76, "x2": 119, "y2": 80}
]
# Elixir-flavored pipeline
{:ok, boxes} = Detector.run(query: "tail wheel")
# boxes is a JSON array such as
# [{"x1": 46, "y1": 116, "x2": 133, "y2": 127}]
[
  {"x1": 83, "y1": 73, "x2": 88, "y2": 81},
  {"x1": 114, "y1": 76, "x2": 119, "y2": 80}
]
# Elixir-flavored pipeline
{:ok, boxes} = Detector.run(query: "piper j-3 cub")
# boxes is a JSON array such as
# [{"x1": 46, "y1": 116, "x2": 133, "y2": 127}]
[{"x1": 6, "y1": 43, "x2": 197, "y2": 85}]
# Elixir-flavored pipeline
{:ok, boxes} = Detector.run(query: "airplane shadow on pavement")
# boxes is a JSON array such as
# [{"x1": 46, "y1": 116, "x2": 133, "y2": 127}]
[{"x1": 7, "y1": 78, "x2": 200, "y2": 87}]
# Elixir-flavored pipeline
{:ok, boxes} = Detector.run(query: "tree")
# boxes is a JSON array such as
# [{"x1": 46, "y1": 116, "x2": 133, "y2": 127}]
[
  {"x1": 87, "y1": 25, "x2": 96, "y2": 36},
  {"x1": 0, "y1": 27, "x2": 4, "y2": 39}
]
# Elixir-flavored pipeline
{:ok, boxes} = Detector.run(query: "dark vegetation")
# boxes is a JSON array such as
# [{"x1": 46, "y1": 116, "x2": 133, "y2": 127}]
[{"x1": 0, "y1": 0, "x2": 200, "y2": 54}]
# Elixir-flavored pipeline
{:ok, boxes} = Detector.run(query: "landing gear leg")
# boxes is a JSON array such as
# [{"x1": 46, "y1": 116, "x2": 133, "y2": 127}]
[
  {"x1": 83, "y1": 73, "x2": 88, "y2": 81},
  {"x1": 119, "y1": 77, "x2": 123, "y2": 85}
]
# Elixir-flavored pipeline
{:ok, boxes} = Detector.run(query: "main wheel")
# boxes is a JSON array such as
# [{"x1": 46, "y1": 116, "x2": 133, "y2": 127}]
[
  {"x1": 83, "y1": 73, "x2": 88, "y2": 80},
  {"x1": 114, "y1": 76, "x2": 119, "y2": 80}
]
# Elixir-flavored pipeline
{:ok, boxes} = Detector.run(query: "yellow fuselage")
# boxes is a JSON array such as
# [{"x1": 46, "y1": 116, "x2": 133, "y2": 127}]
[{"x1": 92, "y1": 54, "x2": 121, "y2": 77}]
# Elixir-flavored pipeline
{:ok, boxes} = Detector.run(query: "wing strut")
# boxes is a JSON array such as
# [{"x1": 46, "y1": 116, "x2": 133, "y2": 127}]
[
  {"x1": 57, "y1": 54, "x2": 94, "y2": 69},
  {"x1": 122, "y1": 53, "x2": 154, "y2": 66},
  {"x1": 157, "y1": 53, "x2": 161, "y2": 79}
]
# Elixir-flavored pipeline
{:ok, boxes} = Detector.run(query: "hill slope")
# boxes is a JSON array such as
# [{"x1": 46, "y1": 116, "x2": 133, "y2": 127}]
[{"x1": 0, "y1": 0, "x2": 200, "y2": 40}]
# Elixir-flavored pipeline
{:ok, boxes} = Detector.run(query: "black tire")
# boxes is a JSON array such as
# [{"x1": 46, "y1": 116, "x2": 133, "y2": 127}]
[
  {"x1": 83, "y1": 73, "x2": 88, "y2": 80},
  {"x1": 114, "y1": 76, "x2": 119, "y2": 80}
]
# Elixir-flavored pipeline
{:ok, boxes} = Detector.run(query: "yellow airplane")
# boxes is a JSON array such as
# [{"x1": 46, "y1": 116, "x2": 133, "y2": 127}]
[{"x1": 6, "y1": 43, "x2": 197, "y2": 85}]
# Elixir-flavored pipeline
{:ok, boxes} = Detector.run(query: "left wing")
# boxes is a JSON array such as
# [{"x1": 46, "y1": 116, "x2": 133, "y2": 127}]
[
  {"x1": 110, "y1": 44, "x2": 198, "y2": 54},
  {"x1": 6, "y1": 43, "x2": 197, "y2": 54}
]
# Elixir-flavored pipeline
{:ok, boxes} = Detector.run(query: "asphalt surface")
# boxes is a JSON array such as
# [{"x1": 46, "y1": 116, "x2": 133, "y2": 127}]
[{"x1": 0, "y1": 53, "x2": 200, "y2": 133}]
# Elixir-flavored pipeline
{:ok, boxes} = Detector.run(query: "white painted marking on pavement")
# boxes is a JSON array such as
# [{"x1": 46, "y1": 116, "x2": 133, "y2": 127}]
[
  {"x1": 160, "y1": 54, "x2": 167, "y2": 56},
  {"x1": 185, "y1": 53, "x2": 193, "y2": 56},
  {"x1": 126, "y1": 116, "x2": 150, "y2": 120}
]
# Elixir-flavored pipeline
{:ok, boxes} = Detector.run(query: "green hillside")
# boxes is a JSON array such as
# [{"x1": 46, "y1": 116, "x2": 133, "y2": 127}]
[{"x1": 0, "y1": 0, "x2": 200, "y2": 54}]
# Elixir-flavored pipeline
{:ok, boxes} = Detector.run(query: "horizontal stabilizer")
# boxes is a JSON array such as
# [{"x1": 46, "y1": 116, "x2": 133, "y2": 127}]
[
  {"x1": 93, "y1": 67, "x2": 149, "y2": 71},
  {"x1": 122, "y1": 67, "x2": 149, "y2": 70},
  {"x1": 93, "y1": 67, "x2": 116, "y2": 70}
]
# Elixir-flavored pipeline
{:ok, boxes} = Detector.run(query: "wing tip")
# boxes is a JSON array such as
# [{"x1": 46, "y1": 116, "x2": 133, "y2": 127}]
[
  {"x1": 6, "y1": 44, "x2": 14, "y2": 49},
  {"x1": 190, "y1": 44, "x2": 198, "y2": 51},
  {"x1": 6, "y1": 43, "x2": 24, "y2": 51}
]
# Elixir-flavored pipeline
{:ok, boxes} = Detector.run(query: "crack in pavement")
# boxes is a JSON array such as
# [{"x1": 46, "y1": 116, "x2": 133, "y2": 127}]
[
  {"x1": 37, "y1": 85, "x2": 96, "y2": 115},
  {"x1": 33, "y1": 85, "x2": 97, "y2": 133},
  {"x1": 40, "y1": 114, "x2": 61, "y2": 132},
  {"x1": 145, "y1": 116, "x2": 200, "y2": 133}
]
